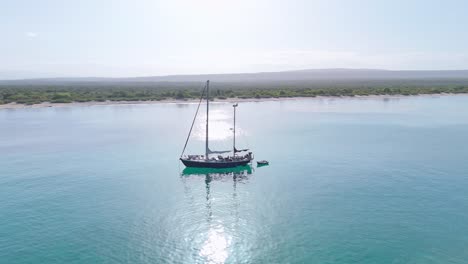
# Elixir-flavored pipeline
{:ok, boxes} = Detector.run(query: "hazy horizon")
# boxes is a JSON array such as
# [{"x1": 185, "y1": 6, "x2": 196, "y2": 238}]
[
  {"x1": 2, "y1": 0, "x2": 468, "y2": 78},
  {"x1": 4, "y1": 67, "x2": 468, "y2": 81},
  {"x1": 3, "y1": 68, "x2": 468, "y2": 84}
]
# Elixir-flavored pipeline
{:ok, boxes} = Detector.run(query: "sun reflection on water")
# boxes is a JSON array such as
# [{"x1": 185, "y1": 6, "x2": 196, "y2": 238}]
[
  {"x1": 193, "y1": 109, "x2": 245, "y2": 141},
  {"x1": 200, "y1": 226, "x2": 231, "y2": 264},
  {"x1": 181, "y1": 166, "x2": 253, "y2": 264}
]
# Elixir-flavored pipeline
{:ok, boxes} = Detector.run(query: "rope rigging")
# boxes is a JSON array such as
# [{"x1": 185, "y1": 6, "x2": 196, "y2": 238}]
[{"x1": 180, "y1": 83, "x2": 207, "y2": 158}]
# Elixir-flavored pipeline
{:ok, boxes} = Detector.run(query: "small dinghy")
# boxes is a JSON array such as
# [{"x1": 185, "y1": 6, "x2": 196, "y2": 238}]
[{"x1": 257, "y1": 160, "x2": 269, "y2": 166}]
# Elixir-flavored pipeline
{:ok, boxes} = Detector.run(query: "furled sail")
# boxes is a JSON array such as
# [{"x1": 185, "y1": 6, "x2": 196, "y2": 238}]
[
  {"x1": 235, "y1": 147, "x2": 249, "y2": 153},
  {"x1": 207, "y1": 147, "x2": 231, "y2": 154}
]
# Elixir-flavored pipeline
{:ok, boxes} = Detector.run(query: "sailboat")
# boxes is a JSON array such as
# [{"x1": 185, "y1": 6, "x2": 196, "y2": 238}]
[{"x1": 180, "y1": 80, "x2": 254, "y2": 168}]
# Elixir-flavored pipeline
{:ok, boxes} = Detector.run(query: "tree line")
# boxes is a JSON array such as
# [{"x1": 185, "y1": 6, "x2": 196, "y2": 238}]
[{"x1": 1, "y1": 82, "x2": 467, "y2": 105}]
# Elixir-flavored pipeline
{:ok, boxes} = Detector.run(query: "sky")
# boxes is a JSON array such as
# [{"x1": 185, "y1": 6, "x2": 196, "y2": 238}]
[{"x1": 1, "y1": 0, "x2": 468, "y2": 78}]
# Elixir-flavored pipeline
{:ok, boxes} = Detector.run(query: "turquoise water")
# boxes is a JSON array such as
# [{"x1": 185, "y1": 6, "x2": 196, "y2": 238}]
[{"x1": 1, "y1": 95, "x2": 468, "y2": 263}]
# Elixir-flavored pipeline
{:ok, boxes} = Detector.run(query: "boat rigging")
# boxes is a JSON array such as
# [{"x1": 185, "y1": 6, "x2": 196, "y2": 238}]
[{"x1": 180, "y1": 80, "x2": 253, "y2": 168}]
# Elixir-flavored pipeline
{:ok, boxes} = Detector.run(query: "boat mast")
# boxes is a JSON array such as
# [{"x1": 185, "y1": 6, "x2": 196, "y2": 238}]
[
  {"x1": 205, "y1": 80, "x2": 209, "y2": 160},
  {"x1": 233, "y1": 103, "x2": 238, "y2": 156}
]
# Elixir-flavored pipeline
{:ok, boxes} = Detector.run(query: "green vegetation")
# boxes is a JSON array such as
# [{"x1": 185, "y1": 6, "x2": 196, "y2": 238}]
[{"x1": 1, "y1": 81, "x2": 468, "y2": 105}]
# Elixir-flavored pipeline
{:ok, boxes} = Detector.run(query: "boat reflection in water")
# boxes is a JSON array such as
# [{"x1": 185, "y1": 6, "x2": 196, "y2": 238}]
[
  {"x1": 180, "y1": 165, "x2": 253, "y2": 264},
  {"x1": 181, "y1": 165, "x2": 253, "y2": 183}
]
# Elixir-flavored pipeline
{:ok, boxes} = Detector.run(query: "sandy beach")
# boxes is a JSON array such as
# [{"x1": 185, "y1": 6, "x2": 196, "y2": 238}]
[{"x1": 0, "y1": 93, "x2": 465, "y2": 110}]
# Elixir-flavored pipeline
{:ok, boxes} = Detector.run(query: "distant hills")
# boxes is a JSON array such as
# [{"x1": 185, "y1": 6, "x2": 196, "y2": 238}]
[
  {"x1": 123, "y1": 69, "x2": 468, "y2": 83},
  {"x1": 1, "y1": 69, "x2": 468, "y2": 85}
]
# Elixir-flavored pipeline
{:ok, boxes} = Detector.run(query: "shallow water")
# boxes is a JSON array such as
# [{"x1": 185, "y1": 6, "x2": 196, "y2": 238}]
[{"x1": 1, "y1": 95, "x2": 468, "y2": 263}]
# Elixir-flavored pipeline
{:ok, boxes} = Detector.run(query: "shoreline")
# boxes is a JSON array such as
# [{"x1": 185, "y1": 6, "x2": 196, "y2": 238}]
[{"x1": 0, "y1": 93, "x2": 466, "y2": 110}]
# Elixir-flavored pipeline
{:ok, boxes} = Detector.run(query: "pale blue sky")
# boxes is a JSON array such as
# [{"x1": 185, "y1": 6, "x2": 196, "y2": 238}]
[{"x1": 1, "y1": 0, "x2": 468, "y2": 78}]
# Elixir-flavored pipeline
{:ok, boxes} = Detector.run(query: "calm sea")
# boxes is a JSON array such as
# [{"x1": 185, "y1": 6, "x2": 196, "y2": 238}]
[{"x1": 1, "y1": 95, "x2": 468, "y2": 263}]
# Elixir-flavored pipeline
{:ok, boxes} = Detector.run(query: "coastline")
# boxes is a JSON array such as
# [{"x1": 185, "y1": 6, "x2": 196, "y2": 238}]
[{"x1": 0, "y1": 93, "x2": 466, "y2": 110}]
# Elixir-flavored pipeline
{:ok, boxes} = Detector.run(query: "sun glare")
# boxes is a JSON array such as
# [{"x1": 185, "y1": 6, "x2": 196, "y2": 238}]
[
  {"x1": 200, "y1": 226, "x2": 231, "y2": 264},
  {"x1": 193, "y1": 109, "x2": 240, "y2": 141}
]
